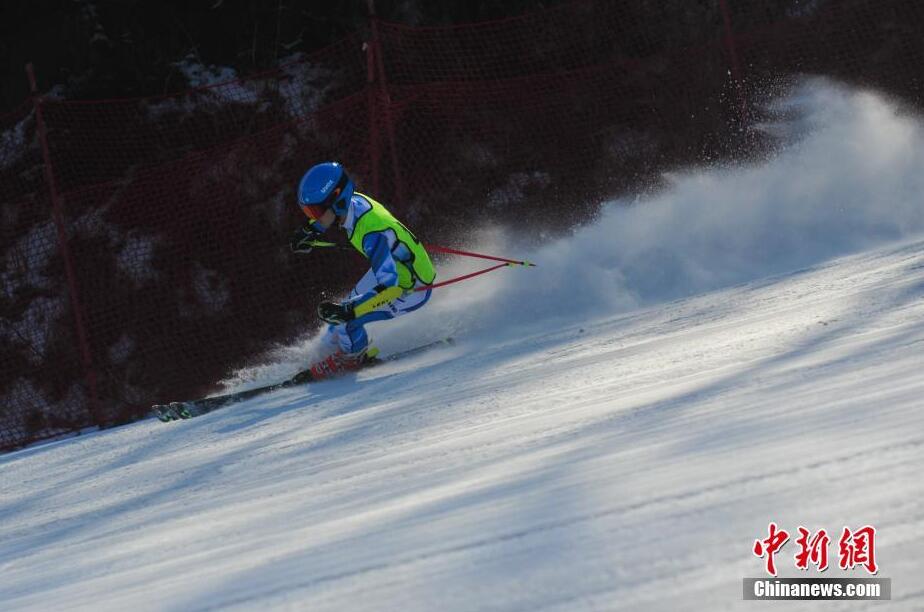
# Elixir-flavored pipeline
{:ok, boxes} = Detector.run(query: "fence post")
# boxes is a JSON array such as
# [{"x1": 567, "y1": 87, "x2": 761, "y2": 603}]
[
  {"x1": 718, "y1": 0, "x2": 748, "y2": 121},
  {"x1": 365, "y1": 1, "x2": 382, "y2": 195},
  {"x1": 25, "y1": 62, "x2": 103, "y2": 428},
  {"x1": 366, "y1": 0, "x2": 406, "y2": 204}
]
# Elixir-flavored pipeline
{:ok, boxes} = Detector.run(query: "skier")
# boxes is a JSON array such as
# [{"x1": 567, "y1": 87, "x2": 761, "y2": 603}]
[{"x1": 291, "y1": 161, "x2": 436, "y2": 380}]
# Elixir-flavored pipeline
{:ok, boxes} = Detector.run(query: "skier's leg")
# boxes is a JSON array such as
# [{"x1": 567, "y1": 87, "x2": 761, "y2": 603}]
[
  {"x1": 350, "y1": 268, "x2": 379, "y2": 299},
  {"x1": 390, "y1": 285, "x2": 431, "y2": 314},
  {"x1": 308, "y1": 279, "x2": 432, "y2": 379},
  {"x1": 320, "y1": 269, "x2": 433, "y2": 357},
  {"x1": 342, "y1": 310, "x2": 391, "y2": 353},
  {"x1": 320, "y1": 323, "x2": 346, "y2": 353},
  {"x1": 341, "y1": 284, "x2": 432, "y2": 353},
  {"x1": 317, "y1": 268, "x2": 378, "y2": 355}
]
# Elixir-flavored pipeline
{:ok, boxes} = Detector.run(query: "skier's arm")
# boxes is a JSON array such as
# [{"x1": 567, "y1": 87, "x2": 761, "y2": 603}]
[
  {"x1": 365, "y1": 231, "x2": 400, "y2": 287},
  {"x1": 318, "y1": 231, "x2": 410, "y2": 324},
  {"x1": 345, "y1": 232, "x2": 403, "y2": 310}
]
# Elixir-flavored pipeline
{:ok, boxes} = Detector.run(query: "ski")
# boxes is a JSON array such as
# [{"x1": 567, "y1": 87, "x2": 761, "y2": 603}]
[
  {"x1": 374, "y1": 336, "x2": 455, "y2": 363},
  {"x1": 151, "y1": 337, "x2": 454, "y2": 422}
]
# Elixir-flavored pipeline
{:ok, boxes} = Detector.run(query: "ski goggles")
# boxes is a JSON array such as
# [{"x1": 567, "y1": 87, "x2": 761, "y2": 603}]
[{"x1": 300, "y1": 203, "x2": 327, "y2": 221}]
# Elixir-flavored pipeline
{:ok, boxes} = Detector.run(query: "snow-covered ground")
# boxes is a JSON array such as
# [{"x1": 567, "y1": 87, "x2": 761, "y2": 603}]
[
  {"x1": 2, "y1": 81, "x2": 923, "y2": 610},
  {"x1": 2, "y1": 238, "x2": 923, "y2": 611}
]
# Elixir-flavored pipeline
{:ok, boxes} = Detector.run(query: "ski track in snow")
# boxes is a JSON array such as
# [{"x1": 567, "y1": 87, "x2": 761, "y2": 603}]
[{"x1": 1, "y1": 238, "x2": 923, "y2": 611}]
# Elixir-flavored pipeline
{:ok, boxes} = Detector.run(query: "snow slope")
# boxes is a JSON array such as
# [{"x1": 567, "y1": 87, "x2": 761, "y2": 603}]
[
  {"x1": 2, "y1": 82, "x2": 924, "y2": 611},
  {"x1": 2, "y1": 238, "x2": 923, "y2": 611}
]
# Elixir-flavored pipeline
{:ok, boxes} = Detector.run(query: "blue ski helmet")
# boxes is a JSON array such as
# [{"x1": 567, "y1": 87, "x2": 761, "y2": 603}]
[{"x1": 298, "y1": 162, "x2": 354, "y2": 220}]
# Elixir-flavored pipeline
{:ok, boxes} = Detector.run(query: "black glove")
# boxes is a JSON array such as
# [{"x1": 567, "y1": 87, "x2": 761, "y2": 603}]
[
  {"x1": 318, "y1": 300, "x2": 355, "y2": 324},
  {"x1": 291, "y1": 225, "x2": 322, "y2": 254}
]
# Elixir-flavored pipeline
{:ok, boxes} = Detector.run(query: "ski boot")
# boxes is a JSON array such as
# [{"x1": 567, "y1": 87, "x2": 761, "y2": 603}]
[{"x1": 303, "y1": 346, "x2": 379, "y2": 382}]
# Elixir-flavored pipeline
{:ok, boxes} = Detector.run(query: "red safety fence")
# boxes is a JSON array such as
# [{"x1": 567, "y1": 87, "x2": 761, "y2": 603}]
[{"x1": 2, "y1": 0, "x2": 922, "y2": 451}]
